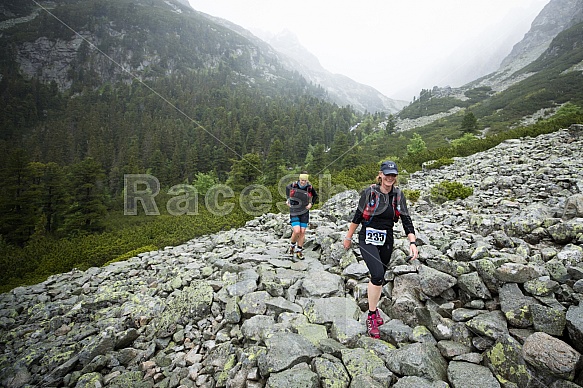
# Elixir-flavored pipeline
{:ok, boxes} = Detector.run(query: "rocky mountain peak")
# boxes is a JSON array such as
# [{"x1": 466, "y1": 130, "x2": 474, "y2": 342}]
[
  {"x1": 262, "y1": 29, "x2": 323, "y2": 71},
  {"x1": 256, "y1": 28, "x2": 408, "y2": 114},
  {"x1": 500, "y1": 0, "x2": 583, "y2": 73}
]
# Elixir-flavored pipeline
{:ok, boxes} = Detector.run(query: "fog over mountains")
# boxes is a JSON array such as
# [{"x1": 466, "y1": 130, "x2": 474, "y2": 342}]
[{"x1": 205, "y1": 0, "x2": 583, "y2": 108}]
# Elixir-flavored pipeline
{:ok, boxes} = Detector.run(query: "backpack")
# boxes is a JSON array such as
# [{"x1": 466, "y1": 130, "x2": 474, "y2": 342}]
[
  {"x1": 362, "y1": 189, "x2": 379, "y2": 225},
  {"x1": 362, "y1": 185, "x2": 401, "y2": 225},
  {"x1": 289, "y1": 182, "x2": 313, "y2": 201}
]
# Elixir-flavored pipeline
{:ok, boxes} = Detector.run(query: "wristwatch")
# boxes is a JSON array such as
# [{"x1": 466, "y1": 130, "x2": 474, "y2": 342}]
[{"x1": 410, "y1": 241, "x2": 417, "y2": 246}]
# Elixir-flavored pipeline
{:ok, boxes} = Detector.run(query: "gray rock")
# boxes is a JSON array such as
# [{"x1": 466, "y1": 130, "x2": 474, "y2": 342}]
[
  {"x1": 354, "y1": 336, "x2": 397, "y2": 364},
  {"x1": 418, "y1": 265, "x2": 457, "y2": 297},
  {"x1": 495, "y1": 263, "x2": 540, "y2": 283},
  {"x1": 241, "y1": 315, "x2": 276, "y2": 341},
  {"x1": 415, "y1": 307, "x2": 453, "y2": 340},
  {"x1": 385, "y1": 342, "x2": 448, "y2": 382},
  {"x1": 437, "y1": 341, "x2": 472, "y2": 359},
  {"x1": 379, "y1": 319, "x2": 413, "y2": 345},
  {"x1": 530, "y1": 304, "x2": 566, "y2": 336},
  {"x1": 447, "y1": 361, "x2": 501, "y2": 388},
  {"x1": 522, "y1": 332, "x2": 581, "y2": 380},
  {"x1": 225, "y1": 297, "x2": 242, "y2": 323},
  {"x1": 561, "y1": 193, "x2": 583, "y2": 220},
  {"x1": 340, "y1": 347, "x2": 393, "y2": 385},
  {"x1": 546, "y1": 258, "x2": 571, "y2": 283},
  {"x1": 390, "y1": 273, "x2": 423, "y2": 326},
  {"x1": 265, "y1": 296, "x2": 303, "y2": 318},
  {"x1": 238, "y1": 291, "x2": 271, "y2": 317},
  {"x1": 523, "y1": 277, "x2": 560, "y2": 296},
  {"x1": 301, "y1": 270, "x2": 344, "y2": 297},
  {"x1": 505, "y1": 203, "x2": 555, "y2": 237},
  {"x1": 392, "y1": 376, "x2": 448, "y2": 388},
  {"x1": 457, "y1": 272, "x2": 491, "y2": 299},
  {"x1": 296, "y1": 323, "x2": 328, "y2": 346},
  {"x1": 498, "y1": 283, "x2": 535, "y2": 328},
  {"x1": 452, "y1": 352, "x2": 483, "y2": 364},
  {"x1": 303, "y1": 297, "x2": 360, "y2": 325},
  {"x1": 451, "y1": 308, "x2": 487, "y2": 322},
  {"x1": 342, "y1": 262, "x2": 370, "y2": 280},
  {"x1": 565, "y1": 304, "x2": 583, "y2": 354},
  {"x1": 311, "y1": 354, "x2": 350, "y2": 388},
  {"x1": 471, "y1": 258, "x2": 499, "y2": 293},
  {"x1": 330, "y1": 318, "x2": 365, "y2": 345},
  {"x1": 465, "y1": 310, "x2": 509, "y2": 340},
  {"x1": 265, "y1": 362, "x2": 319, "y2": 387},
  {"x1": 547, "y1": 218, "x2": 583, "y2": 245},
  {"x1": 484, "y1": 335, "x2": 534, "y2": 388},
  {"x1": 258, "y1": 332, "x2": 321, "y2": 375}
]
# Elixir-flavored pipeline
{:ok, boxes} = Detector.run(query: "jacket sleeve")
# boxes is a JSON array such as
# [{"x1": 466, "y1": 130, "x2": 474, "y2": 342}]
[
  {"x1": 351, "y1": 188, "x2": 369, "y2": 224},
  {"x1": 310, "y1": 185, "x2": 318, "y2": 204},
  {"x1": 398, "y1": 194, "x2": 416, "y2": 235}
]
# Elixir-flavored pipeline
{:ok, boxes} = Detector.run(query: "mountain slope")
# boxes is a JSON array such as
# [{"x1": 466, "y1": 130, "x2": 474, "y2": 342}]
[
  {"x1": 260, "y1": 29, "x2": 408, "y2": 114},
  {"x1": 478, "y1": 0, "x2": 583, "y2": 91},
  {"x1": 395, "y1": 0, "x2": 583, "y2": 137},
  {"x1": 2, "y1": 0, "x2": 294, "y2": 94},
  {"x1": 191, "y1": 13, "x2": 407, "y2": 114}
]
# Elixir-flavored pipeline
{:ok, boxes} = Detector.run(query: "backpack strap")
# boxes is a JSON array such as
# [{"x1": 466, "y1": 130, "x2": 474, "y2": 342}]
[
  {"x1": 392, "y1": 187, "x2": 402, "y2": 222},
  {"x1": 362, "y1": 185, "x2": 379, "y2": 225}
]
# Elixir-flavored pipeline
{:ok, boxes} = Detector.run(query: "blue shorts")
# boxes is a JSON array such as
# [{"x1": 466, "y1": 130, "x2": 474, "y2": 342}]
[{"x1": 290, "y1": 213, "x2": 309, "y2": 228}]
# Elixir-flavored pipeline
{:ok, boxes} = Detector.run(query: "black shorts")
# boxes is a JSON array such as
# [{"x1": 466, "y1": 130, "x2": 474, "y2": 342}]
[{"x1": 290, "y1": 212, "x2": 309, "y2": 228}]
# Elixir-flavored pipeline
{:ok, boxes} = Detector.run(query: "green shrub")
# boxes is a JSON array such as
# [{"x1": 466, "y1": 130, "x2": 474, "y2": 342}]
[
  {"x1": 451, "y1": 133, "x2": 478, "y2": 148},
  {"x1": 424, "y1": 157, "x2": 454, "y2": 170},
  {"x1": 403, "y1": 189, "x2": 421, "y2": 203},
  {"x1": 105, "y1": 245, "x2": 159, "y2": 265},
  {"x1": 430, "y1": 180, "x2": 474, "y2": 204}
]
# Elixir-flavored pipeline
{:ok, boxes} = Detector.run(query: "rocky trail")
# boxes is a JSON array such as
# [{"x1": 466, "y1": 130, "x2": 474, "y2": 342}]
[{"x1": 1, "y1": 126, "x2": 583, "y2": 388}]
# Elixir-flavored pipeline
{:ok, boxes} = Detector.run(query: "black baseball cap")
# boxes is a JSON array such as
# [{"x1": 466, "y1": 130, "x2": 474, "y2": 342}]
[{"x1": 380, "y1": 161, "x2": 398, "y2": 175}]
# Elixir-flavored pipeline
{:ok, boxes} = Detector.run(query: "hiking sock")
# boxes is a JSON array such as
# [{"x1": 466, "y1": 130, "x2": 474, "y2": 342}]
[{"x1": 295, "y1": 246, "x2": 304, "y2": 258}]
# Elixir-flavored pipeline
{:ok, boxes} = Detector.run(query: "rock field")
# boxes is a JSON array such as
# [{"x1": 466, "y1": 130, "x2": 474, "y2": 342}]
[{"x1": 1, "y1": 125, "x2": 583, "y2": 387}]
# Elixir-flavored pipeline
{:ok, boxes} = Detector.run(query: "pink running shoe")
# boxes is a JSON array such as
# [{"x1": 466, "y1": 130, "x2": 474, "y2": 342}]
[
  {"x1": 373, "y1": 310, "x2": 384, "y2": 326},
  {"x1": 366, "y1": 314, "x2": 380, "y2": 339}
]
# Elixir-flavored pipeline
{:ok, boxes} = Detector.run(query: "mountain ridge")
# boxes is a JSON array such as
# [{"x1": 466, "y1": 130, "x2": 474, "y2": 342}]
[
  {"x1": 258, "y1": 29, "x2": 408, "y2": 114},
  {"x1": 470, "y1": 0, "x2": 583, "y2": 92},
  {"x1": 192, "y1": 12, "x2": 407, "y2": 114}
]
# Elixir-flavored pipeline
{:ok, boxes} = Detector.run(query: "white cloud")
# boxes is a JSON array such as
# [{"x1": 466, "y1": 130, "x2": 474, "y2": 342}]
[{"x1": 188, "y1": 0, "x2": 549, "y2": 101}]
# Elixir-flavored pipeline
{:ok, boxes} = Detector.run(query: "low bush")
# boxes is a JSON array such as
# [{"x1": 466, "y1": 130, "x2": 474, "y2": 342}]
[
  {"x1": 424, "y1": 157, "x2": 455, "y2": 170},
  {"x1": 403, "y1": 189, "x2": 421, "y2": 203},
  {"x1": 430, "y1": 180, "x2": 474, "y2": 204}
]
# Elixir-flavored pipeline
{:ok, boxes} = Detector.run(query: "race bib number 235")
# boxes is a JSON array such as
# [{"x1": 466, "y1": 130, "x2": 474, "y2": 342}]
[{"x1": 365, "y1": 227, "x2": 387, "y2": 246}]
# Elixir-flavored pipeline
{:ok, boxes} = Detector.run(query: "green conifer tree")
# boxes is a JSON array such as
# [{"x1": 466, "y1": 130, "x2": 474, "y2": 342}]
[
  {"x1": 62, "y1": 157, "x2": 107, "y2": 235},
  {"x1": 461, "y1": 111, "x2": 479, "y2": 134},
  {"x1": 226, "y1": 153, "x2": 263, "y2": 192},
  {"x1": 264, "y1": 139, "x2": 285, "y2": 186}
]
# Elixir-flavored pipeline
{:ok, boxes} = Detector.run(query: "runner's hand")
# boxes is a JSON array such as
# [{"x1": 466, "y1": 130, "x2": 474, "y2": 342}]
[
  {"x1": 409, "y1": 244, "x2": 419, "y2": 260},
  {"x1": 343, "y1": 238, "x2": 351, "y2": 250}
]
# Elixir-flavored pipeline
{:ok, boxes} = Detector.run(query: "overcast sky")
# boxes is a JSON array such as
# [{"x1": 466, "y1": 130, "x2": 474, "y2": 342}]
[{"x1": 187, "y1": 0, "x2": 550, "y2": 101}]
